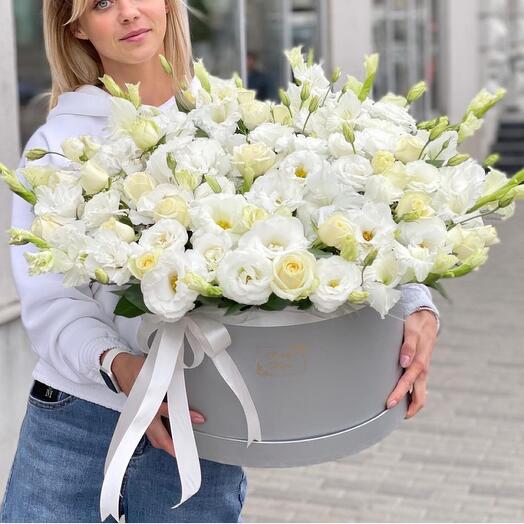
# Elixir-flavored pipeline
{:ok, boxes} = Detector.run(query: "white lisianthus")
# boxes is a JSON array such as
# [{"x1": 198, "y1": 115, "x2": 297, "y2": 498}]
[
  {"x1": 366, "y1": 101, "x2": 417, "y2": 134},
  {"x1": 128, "y1": 246, "x2": 161, "y2": 280},
  {"x1": 24, "y1": 250, "x2": 56, "y2": 276},
  {"x1": 395, "y1": 243, "x2": 435, "y2": 283},
  {"x1": 365, "y1": 175, "x2": 403, "y2": 204},
  {"x1": 191, "y1": 229, "x2": 233, "y2": 272},
  {"x1": 194, "y1": 175, "x2": 236, "y2": 199},
  {"x1": 238, "y1": 216, "x2": 309, "y2": 259},
  {"x1": 310, "y1": 256, "x2": 361, "y2": 313},
  {"x1": 354, "y1": 124, "x2": 400, "y2": 156},
  {"x1": 85, "y1": 229, "x2": 133, "y2": 285},
  {"x1": 396, "y1": 191, "x2": 435, "y2": 221},
  {"x1": 34, "y1": 183, "x2": 83, "y2": 219},
  {"x1": 22, "y1": 166, "x2": 59, "y2": 189},
  {"x1": 447, "y1": 224, "x2": 489, "y2": 262},
  {"x1": 141, "y1": 248, "x2": 209, "y2": 321},
  {"x1": 328, "y1": 133, "x2": 357, "y2": 158},
  {"x1": 123, "y1": 172, "x2": 157, "y2": 205},
  {"x1": 405, "y1": 160, "x2": 440, "y2": 193},
  {"x1": 248, "y1": 123, "x2": 295, "y2": 152},
  {"x1": 364, "y1": 250, "x2": 403, "y2": 318},
  {"x1": 174, "y1": 138, "x2": 231, "y2": 180},
  {"x1": 231, "y1": 143, "x2": 276, "y2": 179},
  {"x1": 132, "y1": 184, "x2": 191, "y2": 226},
  {"x1": 240, "y1": 100, "x2": 272, "y2": 130},
  {"x1": 397, "y1": 217, "x2": 447, "y2": 253},
  {"x1": 190, "y1": 194, "x2": 249, "y2": 235},
  {"x1": 216, "y1": 248, "x2": 273, "y2": 305},
  {"x1": 347, "y1": 202, "x2": 396, "y2": 251},
  {"x1": 331, "y1": 155, "x2": 373, "y2": 192},
  {"x1": 271, "y1": 250, "x2": 317, "y2": 301},
  {"x1": 246, "y1": 170, "x2": 305, "y2": 214},
  {"x1": 138, "y1": 218, "x2": 188, "y2": 252},
  {"x1": 79, "y1": 160, "x2": 109, "y2": 195},
  {"x1": 278, "y1": 150, "x2": 325, "y2": 182},
  {"x1": 81, "y1": 189, "x2": 122, "y2": 230},
  {"x1": 31, "y1": 214, "x2": 70, "y2": 241}
]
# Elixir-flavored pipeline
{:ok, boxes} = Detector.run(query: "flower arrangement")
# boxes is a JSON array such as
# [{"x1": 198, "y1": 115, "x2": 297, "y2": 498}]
[{"x1": 2, "y1": 47, "x2": 520, "y2": 322}]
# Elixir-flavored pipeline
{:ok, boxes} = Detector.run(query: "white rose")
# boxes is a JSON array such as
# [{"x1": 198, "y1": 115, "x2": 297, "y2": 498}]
[
  {"x1": 80, "y1": 160, "x2": 109, "y2": 195},
  {"x1": 231, "y1": 143, "x2": 276, "y2": 178},
  {"x1": 310, "y1": 256, "x2": 361, "y2": 313},
  {"x1": 238, "y1": 216, "x2": 309, "y2": 259},
  {"x1": 331, "y1": 155, "x2": 373, "y2": 192},
  {"x1": 317, "y1": 213, "x2": 354, "y2": 250},
  {"x1": 216, "y1": 248, "x2": 273, "y2": 305},
  {"x1": 405, "y1": 160, "x2": 440, "y2": 193},
  {"x1": 271, "y1": 250, "x2": 317, "y2": 301},
  {"x1": 240, "y1": 100, "x2": 272, "y2": 130},
  {"x1": 123, "y1": 172, "x2": 157, "y2": 205},
  {"x1": 395, "y1": 191, "x2": 435, "y2": 221},
  {"x1": 395, "y1": 134, "x2": 425, "y2": 163},
  {"x1": 100, "y1": 217, "x2": 136, "y2": 243},
  {"x1": 133, "y1": 184, "x2": 192, "y2": 226}
]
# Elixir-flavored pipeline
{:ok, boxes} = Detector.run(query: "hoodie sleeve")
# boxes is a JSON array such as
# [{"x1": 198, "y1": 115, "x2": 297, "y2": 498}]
[
  {"x1": 10, "y1": 129, "x2": 132, "y2": 386},
  {"x1": 400, "y1": 283, "x2": 441, "y2": 333}
]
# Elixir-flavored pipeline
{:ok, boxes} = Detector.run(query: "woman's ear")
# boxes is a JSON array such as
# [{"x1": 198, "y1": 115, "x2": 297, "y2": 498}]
[{"x1": 71, "y1": 22, "x2": 89, "y2": 41}]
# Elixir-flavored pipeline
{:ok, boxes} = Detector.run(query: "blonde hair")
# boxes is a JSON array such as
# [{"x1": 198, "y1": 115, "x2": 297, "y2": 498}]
[{"x1": 43, "y1": 0, "x2": 193, "y2": 109}]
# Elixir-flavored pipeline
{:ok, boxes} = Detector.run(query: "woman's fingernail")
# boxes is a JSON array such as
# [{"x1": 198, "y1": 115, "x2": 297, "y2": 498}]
[
  {"x1": 400, "y1": 355, "x2": 410, "y2": 367},
  {"x1": 191, "y1": 414, "x2": 205, "y2": 424},
  {"x1": 387, "y1": 399, "x2": 398, "y2": 409}
]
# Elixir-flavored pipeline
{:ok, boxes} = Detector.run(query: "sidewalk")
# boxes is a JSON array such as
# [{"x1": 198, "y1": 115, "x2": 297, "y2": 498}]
[{"x1": 242, "y1": 206, "x2": 524, "y2": 523}]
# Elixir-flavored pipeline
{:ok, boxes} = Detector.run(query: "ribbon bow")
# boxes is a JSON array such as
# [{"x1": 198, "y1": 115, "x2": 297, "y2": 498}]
[{"x1": 99, "y1": 313, "x2": 262, "y2": 522}]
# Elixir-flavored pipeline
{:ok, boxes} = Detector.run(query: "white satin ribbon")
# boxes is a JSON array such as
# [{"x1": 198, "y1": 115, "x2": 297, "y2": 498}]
[{"x1": 99, "y1": 314, "x2": 262, "y2": 522}]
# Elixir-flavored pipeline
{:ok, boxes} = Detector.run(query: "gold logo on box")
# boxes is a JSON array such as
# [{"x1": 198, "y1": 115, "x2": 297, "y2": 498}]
[{"x1": 255, "y1": 344, "x2": 307, "y2": 377}]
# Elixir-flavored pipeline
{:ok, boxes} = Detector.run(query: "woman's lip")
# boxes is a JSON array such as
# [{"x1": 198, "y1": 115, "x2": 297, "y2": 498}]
[{"x1": 120, "y1": 29, "x2": 151, "y2": 42}]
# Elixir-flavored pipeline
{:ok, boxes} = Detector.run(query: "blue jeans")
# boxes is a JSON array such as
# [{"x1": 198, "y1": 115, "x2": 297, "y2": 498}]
[{"x1": 0, "y1": 388, "x2": 247, "y2": 523}]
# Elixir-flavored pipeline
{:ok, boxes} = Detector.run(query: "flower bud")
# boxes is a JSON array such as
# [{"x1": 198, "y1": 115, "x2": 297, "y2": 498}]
[
  {"x1": 458, "y1": 112, "x2": 482, "y2": 143},
  {"x1": 99, "y1": 74, "x2": 125, "y2": 98},
  {"x1": 340, "y1": 235, "x2": 359, "y2": 262},
  {"x1": 300, "y1": 82, "x2": 312, "y2": 103},
  {"x1": 194, "y1": 59, "x2": 211, "y2": 93},
  {"x1": 25, "y1": 148, "x2": 48, "y2": 161},
  {"x1": 95, "y1": 268, "x2": 110, "y2": 285},
  {"x1": 0, "y1": 163, "x2": 37, "y2": 205},
  {"x1": 125, "y1": 82, "x2": 141, "y2": 108},
  {"x1": 9, "y1": 228, "x2": 50, "y2": 249},
  {"x1": 406, "y1": 81, "x2": 427, "y2": 104},
  {"x1": 364, "y1": 54, "x2": 379, "y2": 78},
  {"x1": 483, "y1": 153, "x2": 500, "y2": 168},
  {"x1": 447, "y1": 154, "x2": 470, "y2": 167},
  {"x1": 380, "y1": 93, "x2": 408, "y2": 107},
  {"x1": 100, "y1": 217, "x2": 136, "y2": 243},
  {"x1": 429, "y1": 117, "x2": 449, "y2": 140},
  {"x1": 342, "y1": 122, "x2": 355, "y2": 144},
  {"x1": 308, "y1": 95, "x2": 320, "y2": 113},
  {"x1": 204, "y1": 174, "x2": 222, "y2": 194},
  {"x1": 417, "y1": 118, "x2": 438, "y2": 131},
  {"x1": 363, "y1": 248, "x2": 378, "y2": 267},
  {"x1": 232, "y1": 72, "x2": 244, "y2": 89},
  {"x1": 159, "y1": 54, "x2": 174, "y2": 76},
  {"x1": 183, "y1": 272, "x2": 222, "y2": 297},
  {"x1": 24, "y1": 251, "x2": 55, "y2": 276},
  {"x1": 279, "y1": 88, "x2": 291, "y2": 108},
  {"x1": 343, "y1": 75, "x2": 363, "y2": 96},
  {"x1": 349, "y1": 290, "x2": 369, "y2": 305},
  {"x1": 467, "y1": 88, "x2": 506, "y2": 118},
  {"x1": 331, "y1": 66, "x2": 342, "y2": 84}
]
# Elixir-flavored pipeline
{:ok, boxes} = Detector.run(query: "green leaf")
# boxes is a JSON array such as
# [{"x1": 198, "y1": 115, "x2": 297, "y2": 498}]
[
  {"x1": 195, "y1": 127, "x2": 209, "y2": 138},
  {"x1": 296, "y1": 298, "x2": 313, "y2": 310},
  {"x1": 225, "y1": 302, "x2": 247, "y2": 315},
  {"x1": 426, "y1": 159, "x2": 445, "y2": 168},
  {"x1": 114, "y1": 296, "x2": 145, "y2": 318},
  {"x1": 259, "y1": 294, "x2": 291, "y2": 311},
  {"x1": 308, "y1": 247, "x2": 334, "y2": 258},
  {"x1": 123, "y1": 284, "x2": 149, "y2": 313},
  {"x1": 427, "y1": 280, "x2": 452, "y2": 303}
]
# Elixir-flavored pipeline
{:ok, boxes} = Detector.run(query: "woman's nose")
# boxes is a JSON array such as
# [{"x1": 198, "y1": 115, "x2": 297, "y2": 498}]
[{"x1": 118, "y1": 0, "x2": 141, "y2": 23}]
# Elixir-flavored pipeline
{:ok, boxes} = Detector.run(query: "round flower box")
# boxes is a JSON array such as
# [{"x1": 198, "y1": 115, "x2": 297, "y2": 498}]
[{"x1": 184, "y1": 303, "x2": 407, "y2": 467}]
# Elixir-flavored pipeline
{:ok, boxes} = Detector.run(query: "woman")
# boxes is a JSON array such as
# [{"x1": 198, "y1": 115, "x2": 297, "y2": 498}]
[{"x1": 1, "y1": 0, "x2": 439, "y2": 522}]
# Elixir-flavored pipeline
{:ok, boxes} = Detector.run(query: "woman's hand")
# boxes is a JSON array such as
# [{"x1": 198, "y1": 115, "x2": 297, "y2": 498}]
[
  {"x1": 111, "y1": 353, "x2": 206, "y2": 458},
  {"x1": 386, "y1": 310, "x2": 438, "y2": 419}
]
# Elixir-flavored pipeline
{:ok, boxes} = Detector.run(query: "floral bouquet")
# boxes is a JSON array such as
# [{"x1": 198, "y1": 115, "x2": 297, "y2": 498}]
[{"x1": 2, "y1": 47, "x2": 521, "y2": 520}]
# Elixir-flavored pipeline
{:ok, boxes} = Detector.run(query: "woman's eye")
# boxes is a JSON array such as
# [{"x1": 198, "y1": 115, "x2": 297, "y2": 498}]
[{"x1": 94, "y1": 0, "x2": 112, "y2": 10}]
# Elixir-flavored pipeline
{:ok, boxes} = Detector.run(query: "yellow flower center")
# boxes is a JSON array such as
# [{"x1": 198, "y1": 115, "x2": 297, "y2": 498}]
[
  {"x1": 285, "y1": 261, "x2": 301, "y2": 273},
  {"x1": 328, "y1": 279, "x2": 340, "y2": 288},
  {"x1": 295, "y1": 165, "x2": 308, "y2": 178},
  {"x1": 363, "y1": 230, "x2": 375, "y2": 242},
  {"x1": 216, "y1": 219, "x2": 232, "y2": 230},
  {"x1": 138, "y1": 254, "x2": 156, "y2": 271},
  {"x1": 169, "y1": 273, "x2": 178, "y2": 293}
]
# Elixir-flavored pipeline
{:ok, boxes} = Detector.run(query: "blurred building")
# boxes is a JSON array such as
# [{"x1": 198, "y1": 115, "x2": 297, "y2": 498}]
[{"x1": 0, "y1": 0, "x2": 520, "y2": 320}]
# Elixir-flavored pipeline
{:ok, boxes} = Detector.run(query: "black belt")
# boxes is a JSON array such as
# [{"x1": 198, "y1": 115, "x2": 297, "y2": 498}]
[{"x1": 30, "y1": 380, "x2": 63, "y2": 402}]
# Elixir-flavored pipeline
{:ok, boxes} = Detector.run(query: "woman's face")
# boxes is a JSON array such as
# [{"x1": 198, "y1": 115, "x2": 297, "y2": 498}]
[{"x1": 75, "y1": 0, "x2": 168, "y2": 66}]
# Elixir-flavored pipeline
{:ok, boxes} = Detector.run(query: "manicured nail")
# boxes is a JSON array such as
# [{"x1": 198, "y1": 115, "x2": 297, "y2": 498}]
[
  {"x1": 191, "y1": 414, "x2": 205, "y2": 424},
  {"x1": 400, "y1": 355, "x2": 410, "y2": 368},
  {"x1": 387, "y1": 399, "x2": 397, "y2": 409}
]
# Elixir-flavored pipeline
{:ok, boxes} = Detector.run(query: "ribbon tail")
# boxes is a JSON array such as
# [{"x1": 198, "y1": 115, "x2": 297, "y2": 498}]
[
  {"x1": 167, "y1": 345, "x2": 202, "y2": 509},
  {"x1": 211, "y1": 351, "x2": 262, "y2": 446},
  {"x1": 99, "y1": 321, "x2": 184, "y2": 522}
]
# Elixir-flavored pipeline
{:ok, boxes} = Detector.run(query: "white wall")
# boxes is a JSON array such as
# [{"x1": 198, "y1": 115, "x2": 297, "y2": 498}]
[
  {"x1": 0, "y1": 0, "x2": 20, "y2": 324},
  {"x1": 327, "y1": 0, "x2": 373, "y2": 83}
]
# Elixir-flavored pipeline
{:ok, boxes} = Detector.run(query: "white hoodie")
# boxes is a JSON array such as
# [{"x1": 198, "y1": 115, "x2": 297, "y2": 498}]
[{"x1": 11, "y1": 85, "x2": 439, "y2": 413}]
